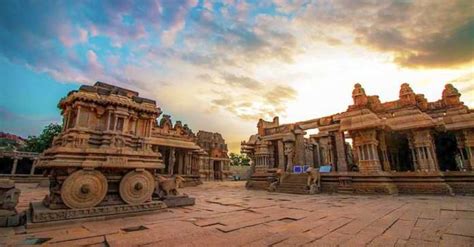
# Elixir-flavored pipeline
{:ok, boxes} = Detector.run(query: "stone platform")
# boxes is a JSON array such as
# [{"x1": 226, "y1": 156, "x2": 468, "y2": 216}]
[
  {"x1": 27, "y1": 201, "x2": 168, "y2": 228},
  {"x1": 2, "y1": 181, "x2": 473, "y2": 246},
  {"x1": 27, "y1": 195, "x2": 195, "y2": 228}
]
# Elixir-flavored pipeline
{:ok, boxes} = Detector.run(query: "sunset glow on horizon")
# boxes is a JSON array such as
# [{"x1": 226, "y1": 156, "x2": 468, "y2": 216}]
[{"x1": 1, "y1": 0, "x2": 473, "y2": 153}]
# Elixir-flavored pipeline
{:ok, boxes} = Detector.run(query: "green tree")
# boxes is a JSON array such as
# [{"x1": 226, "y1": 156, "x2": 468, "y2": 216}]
[
  {"x1": 241, "y1": 155, "x2": 250, "y2": 166},
  {"x1": 22, "y1": 123, "x2": 62, "y2": 153},
  {"x1": 229, "y1": 153, "x2": 251, "y2": 166},
  {"x1": 229, "y1": 152, "x2": 241, "y2": 166}
]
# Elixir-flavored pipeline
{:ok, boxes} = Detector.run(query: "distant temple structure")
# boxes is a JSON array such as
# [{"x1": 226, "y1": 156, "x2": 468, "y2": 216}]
[
  {"x1": 242, "y1": 83, "x2": 474, "y2": 194},
  {"x1": 196, "y1": 131, "x2": 231, "y2": 181}
]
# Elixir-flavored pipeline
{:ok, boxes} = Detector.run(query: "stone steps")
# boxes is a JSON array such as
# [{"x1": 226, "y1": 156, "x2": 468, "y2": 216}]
[{"x1": 276, "y1": 174, "x2": 310, "y2": 194}]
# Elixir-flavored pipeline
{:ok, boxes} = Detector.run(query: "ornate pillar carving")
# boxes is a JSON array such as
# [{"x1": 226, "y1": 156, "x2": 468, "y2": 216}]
[
  {"x1": 277, "y1": 140, "x2": 285, "y2": 169},
  {"x1": 168, "y1": 148, "x2": 176, "y2": 175},
  {"x1": 178, "y1": 152, "x2": 184, "y2": 174},
  {"x1": 458, "y1": 130, "x2": 474, "y2": 171},
  {"x1": 284, "y1": 141, "x2": 294, "y2": 172},
  {"x1": 410, "y1": 130, "x2": 438, "y2": 172},
  {"x1": 295, "y1": 131, "x2": 306, "y2": 166},
  {"x1": 334, "y1": 131, "x2": 348, "y2": 172},
  {"x1": 352, "y1": 129, "x2": 382, "y2": 173}
]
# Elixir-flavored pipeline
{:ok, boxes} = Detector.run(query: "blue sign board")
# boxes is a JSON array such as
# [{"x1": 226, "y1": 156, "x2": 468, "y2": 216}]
[
  {"x1": 319, "y1": 165, "x2": 332, "y2": 173},
  {"x1": 293, "y1": 165, "x2": 303, "y2": 174}
]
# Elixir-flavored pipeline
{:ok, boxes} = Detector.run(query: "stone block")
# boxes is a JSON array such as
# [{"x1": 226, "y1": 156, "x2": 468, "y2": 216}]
[{"x1": 162, "y1": 195, "x2": 195, "y2": 208}]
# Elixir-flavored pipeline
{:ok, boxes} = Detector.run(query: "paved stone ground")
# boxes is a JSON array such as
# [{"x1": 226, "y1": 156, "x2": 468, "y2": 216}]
[{"x1": 1, "y1": 181, "x2": 474, "y2": 246}]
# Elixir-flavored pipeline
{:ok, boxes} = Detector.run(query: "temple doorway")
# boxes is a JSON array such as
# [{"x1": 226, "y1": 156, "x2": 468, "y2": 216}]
[
  {"x1": 0, "y1": 157, "x2": 13, "y2": 174},
  {"x1": 158, "y1": 147, "x2": 171, "y2": 174},
  {"x1": 272, "y1": 141, "x2": 279, "y2": 169},
  {"x1": 435, "y1": 132, "x2": 458, "y2": 171},
  {"x1": 16, "y1": 158, "x2": 33, "y2": 174},
  {"x1": 213, "y1": 161, "x2": 222, "y2": 180},
  {"x1": 389, "y1": 133, "x2": 415, "y2": 171}
]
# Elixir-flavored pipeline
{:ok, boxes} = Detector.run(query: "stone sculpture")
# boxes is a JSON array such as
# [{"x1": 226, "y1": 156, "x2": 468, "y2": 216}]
[
  {"x1": 29, "y1": 82, "x2": 195, "y2": 225},
  {"x1": 268, "y1": 169, "x2": 284, "y2": 192},
  {"x1": 156, "y1": 175, "x2": 186, "y2": 197},
  {"x1": 0, "y1": 179, "x2": 22, "y2": 227},
  {"x1": 306, "y1": 167, "x2": 321, "y2": 194}
]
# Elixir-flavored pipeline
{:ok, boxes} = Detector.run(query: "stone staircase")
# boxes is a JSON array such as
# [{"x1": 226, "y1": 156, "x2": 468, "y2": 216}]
[
  {"x1": 337, "y1": 176, "x2": 354, "y2": 194},
  {"x1": 276, "y1": 174, "x2": 310, "y2": 194}
]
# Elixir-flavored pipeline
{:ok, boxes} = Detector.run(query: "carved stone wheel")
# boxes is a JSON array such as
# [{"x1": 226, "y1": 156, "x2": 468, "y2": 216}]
[
  {"x1": 119, "y1": 170, "x2": 155, "y2": 205},
  {"x1": 61, "y1": 170, "x2": 108, "y2": 209}
]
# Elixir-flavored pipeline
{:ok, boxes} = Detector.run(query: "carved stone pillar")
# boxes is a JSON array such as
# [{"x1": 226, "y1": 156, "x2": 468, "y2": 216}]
[
  {"x1": 184, "y1": 152, "x2": 190, "y2": 175},
  {"x1": 75, "y1": 105, "x2": 82, "y2": 128},
  {"x1": 334, "y1": 131, "x2": 348, "y2": 172},
  {"x1": 168, "y1": 148, "x2": 175, "y2": 175},
  {"x1": 11, "y1": 158, "x2": 18, "y2": 175},
  {"x1": 378, "y1": 134, "x2": 391, "y2": 172},
  {"x1": 352, "y1": 129, "x2": 382, "y2": 173},
  {"x1": 459, "y1": 130, "x2": 474, "y2": 171},
  {"x1": 284, "y1": 141, "x2": 295, "y2": 172},
  {"x1": 295, "y1": 132, "x2": 306, "y2": 166},
  {"x1": 198, "y1": 155, "x2": 205, "y2": 180},
  {"x1": 178, "y1": 152, "x2": 184, "y2": 174},
  {"x1": 30, "y1": 159, "x2": 37, "y2": 175},
  {"x1": 277, "y1": 140, "x2": 285, "y2": 169},
  {"x1": 410, "y1": 130, "x2": 438, "y2": 172}
]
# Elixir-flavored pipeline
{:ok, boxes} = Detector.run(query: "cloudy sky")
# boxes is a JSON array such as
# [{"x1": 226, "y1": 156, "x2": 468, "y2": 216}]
[{"x1": 1, "y1": 0, "x2": 473, "y2": 152}]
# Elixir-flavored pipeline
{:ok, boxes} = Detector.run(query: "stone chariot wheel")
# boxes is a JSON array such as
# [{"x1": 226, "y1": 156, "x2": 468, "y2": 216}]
[
  {"x1": 61, "y1": 169, "x2": 108, "y2": 209},
  {"x1": 119, "y1": 170, "x2": 155, "y2": 205}
]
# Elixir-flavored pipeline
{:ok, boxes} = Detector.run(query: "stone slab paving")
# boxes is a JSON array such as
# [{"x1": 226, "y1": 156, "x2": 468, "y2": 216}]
[{"x1": 1, "y1": 181, "x2": 473, "y2": 246}]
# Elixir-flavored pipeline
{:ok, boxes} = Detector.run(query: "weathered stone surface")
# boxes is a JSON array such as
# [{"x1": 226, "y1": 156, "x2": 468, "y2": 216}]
[
  {"x1": 3, "y1": 181, "x2": 474, "y2": 246},
  {"x1": 161, "y1": 195, "x2": 195, "y2": 207},
  {"x1": 29, "y1": 200, "x2": 167, "y2": 224}
]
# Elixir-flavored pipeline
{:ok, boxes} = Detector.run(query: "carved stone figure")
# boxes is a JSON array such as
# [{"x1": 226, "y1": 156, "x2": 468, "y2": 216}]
[
  {"x1": 267, "y1": 169, "x2": 285, "y2": 192},
  {"x1": 156, "y1": 175, "x2": 186, "y2": 197},
  {"x1": 399, "y1": 83, "x2": 416, "y2": 106},
  {"x1": 0, "y1": 179, "x2": 20, "y2": 211},
  {"x1": 442, "y1": 83, "x2": 462, "y2": 107},
  {"x1": 306, "y1": 167, "x2": 321, "y2": 194},
  {"x1": 0, "y1": 179, "x2": 22, "y2": 227},
  {"x1": 352, "y1": 83, "x2": 368, "y2": 107}
]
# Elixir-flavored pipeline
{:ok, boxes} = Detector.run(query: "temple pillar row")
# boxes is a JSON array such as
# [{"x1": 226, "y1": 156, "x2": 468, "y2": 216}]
[
  {"x1": 456, "y1": 130, "x2": 474, "y2": 171},
  {"x1": 409, "y1": 130, "x2": 438, "y2": 172}
]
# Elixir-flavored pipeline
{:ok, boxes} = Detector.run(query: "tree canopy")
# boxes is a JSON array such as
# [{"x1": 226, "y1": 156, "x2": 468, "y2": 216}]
[
  {"x1": 229, "y1": 153, "x2": 250, "y2": 166},
  {"x1": 22, "y1": 123, "x2": 62, "y2": 153}
]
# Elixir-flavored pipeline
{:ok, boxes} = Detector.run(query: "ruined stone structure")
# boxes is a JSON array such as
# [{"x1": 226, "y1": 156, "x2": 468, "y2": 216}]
[
  {"x1": 151, "y1": 114, "x2": 204, "y2": 186},
  {"x1": 0, "y1": 151, "x2": 40, "y2": 176},
  {"x1": 242, "y1": 83, "x2": 474, "y2": 194},
  {"x1": 196, "y1": 131, "x2": 231, "y2": 181},
  {"x1": 0, "y1": 151, "x2": 47, "y2": 185}
]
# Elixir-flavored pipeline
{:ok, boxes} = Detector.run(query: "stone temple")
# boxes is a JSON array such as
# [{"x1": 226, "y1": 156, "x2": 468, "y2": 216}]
[{"x1": 243, "y1": 83, "x2": 474, "y2": 194}]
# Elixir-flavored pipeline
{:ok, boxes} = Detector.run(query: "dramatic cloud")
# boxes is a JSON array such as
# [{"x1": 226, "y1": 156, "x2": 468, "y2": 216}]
[
  {"x1": 209, "y1": 73, "x2": 297, "y2": 120},
  {"x1": 302, "y1": 0, "x2": 474, "y2": 68},
  {"x1": 1, "y1": 0, "x2": 473, "y2": 151}
]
